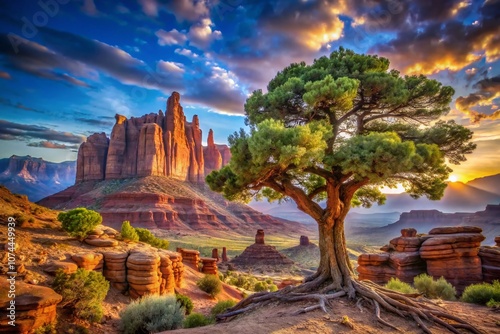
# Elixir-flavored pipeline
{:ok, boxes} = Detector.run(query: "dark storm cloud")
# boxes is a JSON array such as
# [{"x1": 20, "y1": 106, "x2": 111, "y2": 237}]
[
  {"x1": 456, "y1": 75, "x2": 500, "y2": 123},
  {"x1": 0, "y1": 119, "x2": 86, "y2": 144}
]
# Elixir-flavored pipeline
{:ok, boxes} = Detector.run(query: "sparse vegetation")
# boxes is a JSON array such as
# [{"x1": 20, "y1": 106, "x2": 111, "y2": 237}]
[
  {"x1": 413, "y1": 274, "x2": 456, "y2": 300},
  {"x1": 183, "y1": 313, "x2": 213, "y2": 328},
  {"x1": 52, "y1": 268, "x2": 109, "y2": 323},
  {"x1": 223, "y1": 271, "x2": 278, "y2": 292},
  {"x1": 57, "y1": 208, "x2": 102, "y2": 240},
  {"x1": 384, "y1": 277, "x2": 418, "y2": 294},
  {"x1": 176, "y1": 293, "x2": 194, "y2": 315},
  {"x1": 461, "y1": 280, "x2": 500, "y2": 306},
  {"x1": 13, "y1": 212, "x2": 27, "y2": 224},
  {"x1": 197, "y1": 274, "x2": 222, "y2": 297},
  {"x1": 120, "y1": 295, "x2": 184, "y2": 333},
  {"x1": 135, "y1": 227, "x2": 169, "y2": 249},
  {"x1": 120, "y1": 220, "x2": 139, "y2": 242},
  {"x1": 211, "y1": 300, "x2": 236, "y2": 318}
]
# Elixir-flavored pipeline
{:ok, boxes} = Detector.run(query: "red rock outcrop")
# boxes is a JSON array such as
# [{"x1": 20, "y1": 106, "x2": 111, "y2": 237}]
[
  {"x1": 357, "y1": 226, "x2": 488, "y2": 292},
  {"x1": 231, "y1": 230, "x2": 294, "y2": 267},
  {"x1": 75, "y1": 92, "x2": 230, "y2": 184},
  {"x1": 127, "y1": 249, "x2": 162, "y2": 299},
  {"x1": 0, "y1": 280, "x2": 62, "y2": 333},
  {"x1": 204, "y1": 129, "x2": 223, "y2": 176},
  {"x1": 76, "y1": 133, "x2": 109, "y2": 182},
  {"x1": 177, "y1": 248, "x2": 200, "y2": 269},
  {"x1": 200, "y1": 257, "x2": 218, "y2": 275}
]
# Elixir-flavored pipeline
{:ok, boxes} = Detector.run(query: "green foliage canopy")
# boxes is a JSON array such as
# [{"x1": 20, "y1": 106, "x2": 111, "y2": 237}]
[
  {"x1": 207, "y1": 48, "x2": 476, "y2": 218},
  {"x1": 57, "y1": 208, "x2": 102, "y2": 240}
]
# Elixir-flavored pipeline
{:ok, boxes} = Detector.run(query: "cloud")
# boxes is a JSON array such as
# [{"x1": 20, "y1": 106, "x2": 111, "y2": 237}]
[
  {"x1": 188, "y1": 18, "x2": 222, "y2": 49},
  {"x1": 0, "y1": 119, "x2": 86, "y2": 144},
  {"x1": 0, "y1": 98, "x2": 45, "y2": 113},
  {"x1": 175, "y1": 48, "x2": 199, "y2": 58},
  {"x1": 370, "y1": 1, "x2": 500, "y2": 75},
  {"x1": 456, "y1": 75, "x2": 500, "y2": 123},
  {"x1": 157, "y1": 60, "x2": 184, "y2": 73},
  {"x1": 27, "y1": 141, "x2": 79, "y2": 150},
  {"x1": 75, "y1": 117, "x2": 115, "y2": 128},
  {"x1": 0, "y1": 34, "x2": 93, "y2": 88},
  {"x1": 155, "y1": 28, "x2": 188, "y2": 46},
  {"x1": 139, "y1": 0, "x2": 209, "y2": 21}
]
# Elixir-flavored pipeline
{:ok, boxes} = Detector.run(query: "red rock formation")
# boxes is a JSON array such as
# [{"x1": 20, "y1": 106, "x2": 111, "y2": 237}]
[
  {"x1": 185, "y1": 115, "x2": 204, "y2": 182},
  {"x1": 0, "y1": 280, "x2": 62, "y2": 333},
  {"x1": 231, "y1": 230, "x2": 294, "y2": 267},
  {"x1": 204, "y1": 129, "x2": 223, "y2": 175},
  {"x1": 138, "y1": 123, "x2": 166, "y2": 177},
  {"x1": 222, "y1": 247, "x2": 228, "y2": 262},
  {"x1": 200, "y1": 257, "x2": 218, "y2": 275},
  {"x1": 76, "y1": 133, "x2": 109, "y2": 182},
  {"x1": 73, "y1": 92, "x2": 233, "y2": 183},
  {"x1": 358, "y1": 226, "x2": 487, "y2": 291}
]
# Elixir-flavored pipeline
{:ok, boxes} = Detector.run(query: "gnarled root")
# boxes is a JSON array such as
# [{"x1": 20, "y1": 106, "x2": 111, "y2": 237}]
[{"x1": 217, "y1": 278, "x2": 484, "y2": 334}]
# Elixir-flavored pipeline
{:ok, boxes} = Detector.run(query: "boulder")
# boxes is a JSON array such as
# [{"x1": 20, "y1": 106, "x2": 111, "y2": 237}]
[
  {"x1": 0, "y1": 280, "x2": 62, "y2": 333},
  {"x1": 71, "y1": 252, "x2": 103, "y2": 271},
  {"x1": 84, "y1": 236, "x2": 119, "y2": 248},
  {"x1": 42, "y1": 261, "x2": 78, "y2": 275}
]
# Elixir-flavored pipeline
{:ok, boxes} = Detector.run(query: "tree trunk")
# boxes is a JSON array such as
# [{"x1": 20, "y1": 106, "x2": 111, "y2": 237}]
[{"x1": 315, "y1": 214, "x2": 356, "y2": 295}]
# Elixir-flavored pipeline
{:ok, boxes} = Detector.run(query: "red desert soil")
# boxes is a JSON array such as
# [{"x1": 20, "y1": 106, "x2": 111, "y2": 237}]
[{"x1": 167, "y1": 299, "x2": 500, "y2": 334}]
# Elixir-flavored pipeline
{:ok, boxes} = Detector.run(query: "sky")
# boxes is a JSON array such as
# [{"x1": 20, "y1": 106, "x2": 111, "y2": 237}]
[{"x1": 0, "y1": 0, "x2": 499, "y2": 182}]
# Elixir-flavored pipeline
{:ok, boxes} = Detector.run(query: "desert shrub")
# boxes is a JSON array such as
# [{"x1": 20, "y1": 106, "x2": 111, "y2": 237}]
[
  {"x1": 135, "y1": 227, "x2": 169, "y2": 249},
  {"x1": 254, "y1": 281, "x2": 267, "y2": 292},
  {"x1": 120, "y1": 295, "x2": 184, "y2": 333},
  {"x1": 268, "y1": 284, "x2": 278, "y2": 292},
  {"x1": 183, "y1": 313, "x2": 213, "y2": 328},
  {"x1": 265, "y1": 278, "x2": 273, "y2": 284},
  {"x1": 385, "y1": 277, "x2": 418, "y2": 294},
  {"x1": 176, "y1": 293, "x2": 194, "y2": 315},
  {"x1": 120, "y1": 221, "x2": 139, "y2": 242},
  {"x1": 197, "y1": 274, "x2": 222, "y2": 297},
  {"x1": 57, "y1": 208, "x2": 102, "y2": 240},
  {"x1": 461, "y1": 281, "x2": 500, "y2": 305},
  {"x1": 211, "y1": 300, "x2": 236, "y2": 318},
  {"x1": 413, "y1": 274, "x2": 456, "y2": 300},
  {"x1": 52, "y1": 268, "x2": 109, "y2": 322},
  {"x1": 28, "y1": 217, "x2": 35, "y2": 223},
  {"x1": 13, "y1": 212, "x2": 27, "y2": 224},
  {"x1": 34, "y1": 322, "x2": 57, "y2": 334}
]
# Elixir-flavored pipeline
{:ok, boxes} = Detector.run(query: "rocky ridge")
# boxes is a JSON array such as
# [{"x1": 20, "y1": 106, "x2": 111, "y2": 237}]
[{"x1": 77, "y1": 92, "x2": 230, "y2": 183}]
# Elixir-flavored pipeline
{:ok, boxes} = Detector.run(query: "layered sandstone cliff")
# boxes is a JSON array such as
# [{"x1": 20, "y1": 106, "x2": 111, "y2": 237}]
[{"x1": 76, "y1": 92, "x2": 230, "y2": 183}]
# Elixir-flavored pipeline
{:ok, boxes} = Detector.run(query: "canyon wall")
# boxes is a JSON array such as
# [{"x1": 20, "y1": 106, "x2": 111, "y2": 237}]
[{"x1": 76, "y1": 92, "x2": 230, "y2": 183}]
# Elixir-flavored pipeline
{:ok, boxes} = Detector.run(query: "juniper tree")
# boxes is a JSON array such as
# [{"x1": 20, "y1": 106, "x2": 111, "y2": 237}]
[{"x1": 207, "y1": 48, "x2": 477, "y2": 332}]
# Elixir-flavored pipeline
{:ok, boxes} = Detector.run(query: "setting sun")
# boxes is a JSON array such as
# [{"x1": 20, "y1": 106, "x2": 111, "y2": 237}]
[{"x1": 449, "y1": 175, "x2": 459, "y2": 182}]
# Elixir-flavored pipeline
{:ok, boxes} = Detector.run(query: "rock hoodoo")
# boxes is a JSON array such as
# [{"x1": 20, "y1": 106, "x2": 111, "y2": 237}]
[
  {"x1": 76, "y1": 92, "x2": 230, "y2": 183},
  {"x1": 231, "y1": 230, "x2": 294, "y2": 267},
  {"x1": 357, "y1": 226, "x2": 498, "y2": 292}
]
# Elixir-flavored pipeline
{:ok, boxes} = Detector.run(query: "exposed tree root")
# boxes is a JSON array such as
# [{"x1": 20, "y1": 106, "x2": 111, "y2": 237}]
[{"x1": 217, "y1": 279, "x2": 484, "y2": 334}]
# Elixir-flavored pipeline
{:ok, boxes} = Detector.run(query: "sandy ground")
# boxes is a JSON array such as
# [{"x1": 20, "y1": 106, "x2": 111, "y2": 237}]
[{"x1": 167, "y1": 298, "x2": 500, "y2": 334}]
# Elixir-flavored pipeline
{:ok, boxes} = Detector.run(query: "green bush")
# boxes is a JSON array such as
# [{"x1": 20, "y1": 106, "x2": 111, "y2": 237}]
[
  {"x1": 197, "y1": 274, "x2": 222, "y2": 297},
  {"x1": 385, "y1": 277, "x2": 418, "y2": 294},
  {"x1": 120, "y1": 295, "x2": 184, "y2": 334},
  {"x1": 461, "y1": 281, "x2": 500, "y2": 305},
  {"x1": 52, "y1": 268, "x2": 109, "y2": 323},
  {"x1": 135, "y1": 227, "x2": 169, "y2": 249},
  {"x1": 176, "y1": 293, "x2": 194, "y2": 315},
  {"x1": 413, "y1": 274, "x2": 456, "y2": 300},
  {"x1": 211, "y1": 300, "x2": 236, "y2": 318},
  {"x1": 268, "y1": 284, "x2": 278, "y2": 292},
  {"x1": 57, "y1": 208, "x2": 102, "y2": 240},
  {"x1": 120, "y1": 221, "x2": 139, "y2": 242},
  {"x1": 254, "y1": 281, "x2": 267, "y2": 292},
  {"x1": 183, "y1": 313, "x2": 213, "y2": 328},
  {"x1": 13, "y1": 212, "x2": 27, "y2": 224}
]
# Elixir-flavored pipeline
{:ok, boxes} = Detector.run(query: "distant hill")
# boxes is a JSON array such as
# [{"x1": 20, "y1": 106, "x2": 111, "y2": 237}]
[
  {"x1": 347, "y1": 204, "x2": 500, "y2": 246},
  {"x1": 351, "y1": 179, "x2": 500, "y2": 214},
  {"x1": 39, "y1": 176, "x2": 313, "y2": 238},
  {"x1": 0, "y1": 155, "x2": 76, "y2": 202}
]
